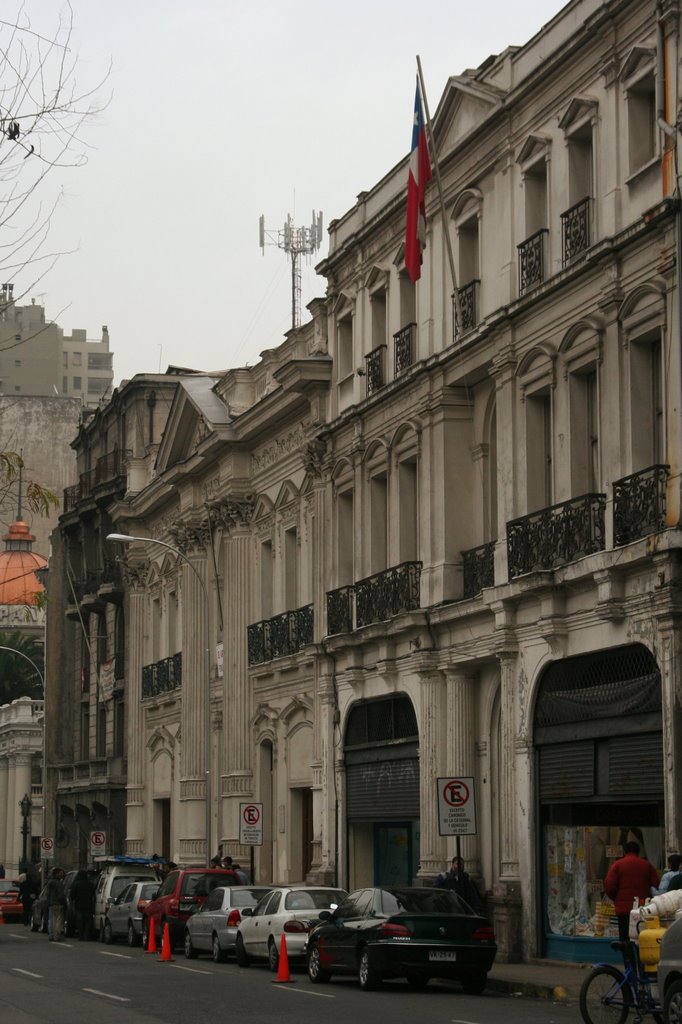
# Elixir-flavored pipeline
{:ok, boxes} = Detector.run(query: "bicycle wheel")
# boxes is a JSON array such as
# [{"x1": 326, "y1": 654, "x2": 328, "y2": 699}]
[{"x1": 579, "y1": 965, "x2": 632, "y2": 1024}]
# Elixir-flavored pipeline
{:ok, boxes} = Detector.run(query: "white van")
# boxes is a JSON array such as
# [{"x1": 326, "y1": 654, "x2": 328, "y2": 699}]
[{"x1": 93, "y1": 856, "x2": 161, "y2": 940}]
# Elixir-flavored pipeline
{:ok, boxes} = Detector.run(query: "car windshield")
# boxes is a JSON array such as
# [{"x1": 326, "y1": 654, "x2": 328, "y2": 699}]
[
  {"x1": 183, "y1": 872, "x2": 233, "y2": 897},
  {"x1": 232, "y1": 888, "x2": 271, "y2": 907},
  {"x1": 285, "y1": 889, "x2": 346, "y2": 911},
  {"x1": 111, "y1": 876, "x2": 149, "y2": 900},
  {"x1": 140, "y1": 883, "x2": 159, "y2": 899},
  {"x1": 381, "y1": 888, "x2": 475, "y2": 916}
]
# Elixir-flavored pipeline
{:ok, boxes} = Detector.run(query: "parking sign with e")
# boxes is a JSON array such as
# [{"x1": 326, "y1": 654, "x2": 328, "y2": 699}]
[{"x1": 239, "y1": 802, "x2": 263, "y2": 846}]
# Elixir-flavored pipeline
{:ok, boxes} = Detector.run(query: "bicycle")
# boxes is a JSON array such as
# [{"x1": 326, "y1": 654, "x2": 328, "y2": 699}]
[{"x1": 579, "y1": 941, "x2": 663, "y2": 1024}]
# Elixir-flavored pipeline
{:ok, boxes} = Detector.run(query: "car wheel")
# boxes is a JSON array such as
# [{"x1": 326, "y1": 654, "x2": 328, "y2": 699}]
[
  {"x1": 406, "y1": 972, "x2": 429, "y2": 990},
  {"x1": 358, "y1": 946, "x2": 380, "y2": 991},
  {"x1": 461, "y1": 971, "x2": 487, "y2": 995},
  {"x1": 268, "y1": 938, "x2": 279, "y2": 973},
  {"x1": 184, "y1": 930, "x2": 197, "y2": 959},
  {"x1": 212, "y1": 934, "x2": 226, "y2": 964},
  {"x1": 307, "y1": 943, "x2": 331, "y2": 984},
  {"x1": 235, "y1": 933, "x2": 250, "y2": 967},
  {"x1": 665, "y1": 980, "x2": 682, "y2": 1024},
  {"x1": 103, "y1": 919, "x2": 114, "y2": 945},
  {"x1": 127, "y1": 921, "x2": 138, "y2": 947}
]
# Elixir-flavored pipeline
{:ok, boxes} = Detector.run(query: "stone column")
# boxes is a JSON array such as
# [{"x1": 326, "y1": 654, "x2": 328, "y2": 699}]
[
  {"x1": 124, "y1": 581, "x2": 147, "y2": 854},
  {"x1": 179, "y1": 548, "x2": 210, "y2": 864},
  {"x1": 416, "y1": 653, "x2": 446, "y2": 879},
  {"x1": 12, "y1": 753, "x2": 32, "y2": 872},
  {"x1": 0, "y1": 757, "x2": 8, "y2": 867},
  {"x1": 445, "y1": 666, "x2": 478, "y2": 872},
  {"x1": 497, "y1": 652, "x2": 519, "y2": 879}
]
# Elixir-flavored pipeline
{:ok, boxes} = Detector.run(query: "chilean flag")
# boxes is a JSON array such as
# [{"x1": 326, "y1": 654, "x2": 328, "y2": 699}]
[{"x1": 404, "y1": 78, "x2": 432, "y2": 284}]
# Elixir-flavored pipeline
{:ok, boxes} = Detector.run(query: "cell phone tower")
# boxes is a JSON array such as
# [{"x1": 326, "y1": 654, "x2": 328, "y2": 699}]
[{"x1": 259, "y1": 210, "x2": 323, "y2": 330}]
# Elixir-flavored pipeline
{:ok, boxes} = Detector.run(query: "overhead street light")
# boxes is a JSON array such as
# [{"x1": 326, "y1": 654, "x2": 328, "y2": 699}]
[{"x1": 106, "y1": 533, "x2": 213, "y2": 867}]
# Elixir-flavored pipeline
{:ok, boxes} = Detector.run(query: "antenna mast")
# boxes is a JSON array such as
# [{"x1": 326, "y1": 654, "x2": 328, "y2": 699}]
[{"x1": 259, "y1": 209, "x2": 323, "y2": 329}]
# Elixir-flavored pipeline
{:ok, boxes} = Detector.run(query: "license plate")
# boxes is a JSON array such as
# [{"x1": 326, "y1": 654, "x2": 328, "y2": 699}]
[{"x1": 429, "y1": 950, "x2": 457, "y2": 961}]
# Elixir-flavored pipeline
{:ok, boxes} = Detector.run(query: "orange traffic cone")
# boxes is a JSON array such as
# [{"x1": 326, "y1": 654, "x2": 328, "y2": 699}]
[
  {"x1": 145, "y1": 920, "x2": 158, "y2": 954},
  {"x1": 158, "y1": 922, "x2": 174, "y2": 963},
  {"x1": 272, "y1": 932, "x2": 294, "y2": 983}
]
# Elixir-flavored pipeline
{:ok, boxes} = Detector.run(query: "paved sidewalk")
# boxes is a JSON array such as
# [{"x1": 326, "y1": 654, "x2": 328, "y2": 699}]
[{"x1": 487, "y1": 958, "x2": 591, "y2": 1002}]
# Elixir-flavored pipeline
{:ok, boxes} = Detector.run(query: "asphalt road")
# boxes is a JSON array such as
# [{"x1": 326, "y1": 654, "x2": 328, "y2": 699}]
[{"x1": 0, "y1": 924, "x2": 577, "y2": 1024}]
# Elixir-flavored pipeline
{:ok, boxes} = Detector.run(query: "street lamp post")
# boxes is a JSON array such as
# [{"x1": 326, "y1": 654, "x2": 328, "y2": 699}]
[
  {"x1": 106, "y1": 533, "x2": 213, "y2": 867},
  {"x1": 19, "y1": 792, "x2": 32, "y2": 872}
]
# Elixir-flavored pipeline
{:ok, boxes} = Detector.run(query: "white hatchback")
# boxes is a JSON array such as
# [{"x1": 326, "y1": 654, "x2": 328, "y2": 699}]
[{"x1": 235, "y1": 886, "x2": 347, "y2": 972}]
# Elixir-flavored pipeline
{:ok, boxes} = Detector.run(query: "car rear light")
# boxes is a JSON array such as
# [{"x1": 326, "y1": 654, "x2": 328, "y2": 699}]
[
  {"x1": 380, "y1": 922, "x2": 412, "y2": 938},
  {"x1": 226, "y1": 909, "x2": 241, "y2": 927},
  {"x1": 472, "y1": 926, "x2": 495, "y2": 942},
  {"x1": 284, "y1": 920, "x2": 309, "y2": 933},
  {"x1": 104, "y1": 900, "x2": 110, "y2": 914}
]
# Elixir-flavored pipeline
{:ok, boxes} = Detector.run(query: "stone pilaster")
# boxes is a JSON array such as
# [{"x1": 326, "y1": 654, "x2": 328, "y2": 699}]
[
  {"x1": 180, "y1": 551, "x2": 210, "y2": 859},
  {"x1": 11, "y1": 753, "x2": 32, "y2": 872},
  {"x1": 125, "y1": 587, "x2": 147, "y2": 853},
  {"x1": 498, "y1": 652, "x2": 519, "y2": 880},
  {"x1": 415, "y1": 654, "x2": 446, "y2": 879},
  {"x1": 222, "y1": 529, "x2": 253, "y2": 838},
  {"x1": 0, "y1": 758, "x2": 8, "y2": 866},
  {"x1": 445, "y1": 666, "x2": 478, "y2": 872}
]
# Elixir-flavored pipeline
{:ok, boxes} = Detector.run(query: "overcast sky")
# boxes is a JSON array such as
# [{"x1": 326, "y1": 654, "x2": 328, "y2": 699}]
[{"x1": 11, "y1": 1, "x2": 567, "y2": 387}]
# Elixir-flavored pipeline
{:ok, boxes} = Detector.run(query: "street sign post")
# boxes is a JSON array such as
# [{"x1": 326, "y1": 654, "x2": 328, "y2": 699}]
[
  {"x1": 239, "y1": 802, "x2": 263, "y2": 885},
  {"x1": 40, "y1": 836, "x2": 54, "y2": 860},
  {"x1": 90, "y1": 830, "x2": 106, "y2": 858},
  {"x1": 437, "y1": 776, "x2": 477, "y2": 836}
]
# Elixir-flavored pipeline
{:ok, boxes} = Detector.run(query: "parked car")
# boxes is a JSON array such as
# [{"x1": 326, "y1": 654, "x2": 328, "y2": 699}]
[
  {"x1": 143, "y1": 867, "x2": 242, "y2": 949},
  {"x1": 305, "y1": 886, "x2": 497, "y2": 992},
  {"x1": 103, "y1": 880, "x2": 160, "y2": 946},
  {"x1": 93, "y1": 856, "x2": 161, "y2": 940},
  {"x1": 30, "y1": 885, "x2": 49, "y2": 933},
  {"x1": 184, "y1": 885, "x2": 272, "y2": 962},
  {"x1": 235, "y1": 886, "x2": 347, "y2": 972},
  {"x1": 658, "y1": 913, "x2": 682, "y2": 1022},
  {"x1": 0, "y1": 879, "x2": 23, "y2": 922}
]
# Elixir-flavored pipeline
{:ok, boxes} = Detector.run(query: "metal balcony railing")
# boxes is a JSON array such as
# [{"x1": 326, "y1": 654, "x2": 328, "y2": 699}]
[
  {"x1": 462, "y1": 541, "x2": 496, "y2": 598},
  {"x1": 561, "y1": 197, "x2": 592, "y2": 265},
  {"x1": 613, "y1": 464, "x2": 669, "y2": 547},
  {"x1": 141, "y1": 652, "x2": 182, "y2": 699},
  {"x1": 507, "y1": 492, "x2": 606, "y2": 579},
  {"x1": 326, "y1": 562, "x2": 422, "y2": 635},
  {"x1": 365, "y1": 345, "x2": 387, "y2": 395},
  {"x1": 454, "y1": 280, "x2": 480, "y2": 338},
  {"x1": 247, "y1": 604, "x2": 314, "y2": 665},
  {"x1": 394, "y1": 323, "x2": 416, "y2": 376},
  {"x1": 63, "y1": 483, "x2": 81, "y2": 513},
  {"x1": 518, "y1": 229, "x2": 548, "y2": 294},
  {"x1": 95, "y1": 448, "x2": 123, "y2": 484}
]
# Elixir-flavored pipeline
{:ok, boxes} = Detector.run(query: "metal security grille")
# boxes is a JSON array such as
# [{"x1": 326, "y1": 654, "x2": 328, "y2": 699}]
[
  {"x1": 535, "y1": 644, "x2": 660, "y2": 728},
  {"x1": 539, "y1": 742, "x2": 595, "y2": 801},
  {"x1": 345, "y1": 695, "x2": 418, "y2": 748},
  {"x1": 608, "y1": 733, "x2": 663, "y2": 796},
  {"x1": 345, "y1": 758, "x2": 420, "y2": 820}
]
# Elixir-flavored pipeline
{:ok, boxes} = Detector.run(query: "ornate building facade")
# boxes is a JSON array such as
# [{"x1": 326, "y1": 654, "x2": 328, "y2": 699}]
[{"x1": 45, "y1": 0, "x2": 682, "y2": 964}]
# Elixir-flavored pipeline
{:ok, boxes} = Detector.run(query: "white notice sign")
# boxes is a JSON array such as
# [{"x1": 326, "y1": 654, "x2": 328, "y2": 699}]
[
  {"x1": 437, "y1": 776, "x2": 477, "y2": 836},
  {"x1": 239, "y1": 802, "x2": 263, "y2": 846}
]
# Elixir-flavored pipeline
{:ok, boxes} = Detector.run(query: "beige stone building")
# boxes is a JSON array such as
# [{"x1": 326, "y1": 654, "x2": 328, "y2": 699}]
[{"x1": 45, "y1": 0, "x2": 682, "y2": 966}]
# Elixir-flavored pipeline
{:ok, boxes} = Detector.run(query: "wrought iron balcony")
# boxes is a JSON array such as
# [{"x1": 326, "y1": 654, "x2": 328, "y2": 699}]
[
  {"x1": 394, "y1": 323, "x2": 416, "y2": 376},
  {"x1": 561, "y1": 197, "x2": 592, "y2": 265},
  {"x1": 95, "y1": 448, "x2": 123, "y2": 485},
  {"x1": 247, "y1": 604, "x2": 314, "y2": 665},
  {"x1": 454, "y1": 280, "x2": 480, "y2": 338},
  {"x1": 365, "y1": 345, "x2": 386, "y2": 395},
  {"x1": 613, "y1": 464, "x2": 669, "y2": 547},
  {"x1": 326, "y1": 585, "x2": 354, "y2": 637},
  {"x1": 462, "y1": 541, "x2": 495, "y2": 598},
  {"x1": 355, "y1": 561, "x2": 422, "y2": 628},
  {"x1": 518, "y1": 229, "x2": 548, "y2": 294},
  {"x1": 79, "y1": 467, "x2": 97, "y2": 501},
  {"x1": 63, "y1": 483, "x2": 81, "y2": 514},
  {"x1": 141, "y1": 652, "x2": 182, "y2": 699},
  {"x1": 507, "y1": 492, "x2": 606, "y2": 579}
]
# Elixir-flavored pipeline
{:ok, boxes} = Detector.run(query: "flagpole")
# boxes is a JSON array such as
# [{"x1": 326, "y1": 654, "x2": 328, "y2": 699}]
[{"x1": 416, "y1": 55, "x2": 464, "y2": 334}]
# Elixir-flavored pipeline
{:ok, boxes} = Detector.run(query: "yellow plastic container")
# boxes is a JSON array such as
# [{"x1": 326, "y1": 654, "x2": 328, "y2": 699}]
[{"x1": 638, "y1": 915, "x2": 667, "y2": 973}]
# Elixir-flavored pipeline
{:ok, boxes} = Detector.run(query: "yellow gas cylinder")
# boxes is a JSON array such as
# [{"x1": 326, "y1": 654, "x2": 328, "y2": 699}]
[{"x1": 638, "y1": 915, "x2": 667, "y2": 973}]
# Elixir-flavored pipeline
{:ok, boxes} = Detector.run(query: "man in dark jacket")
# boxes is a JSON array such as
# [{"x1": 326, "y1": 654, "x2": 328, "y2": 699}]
[
  {"x1": 434, "y1": 856, "x2": 482, "y2": 913},
  {"x1": 46, "y1": 867, "x2": 66, "y2": 941},
  {"x1": 605, "y1": 840, "x2": 659, "y2": 945},
  {"x1": 70, "y1": 870, "x2": 96, "y2": 940}
]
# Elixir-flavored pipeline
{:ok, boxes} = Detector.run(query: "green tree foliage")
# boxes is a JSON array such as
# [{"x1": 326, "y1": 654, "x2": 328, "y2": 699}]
[{"x1": 0, "y1": 631, "x2": 44, "y2": 703}]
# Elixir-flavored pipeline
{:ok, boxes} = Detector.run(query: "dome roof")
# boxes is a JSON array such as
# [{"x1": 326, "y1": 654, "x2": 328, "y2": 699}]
[{"x1": 0, "y1": 519, "x2": 47, "y2": 605}]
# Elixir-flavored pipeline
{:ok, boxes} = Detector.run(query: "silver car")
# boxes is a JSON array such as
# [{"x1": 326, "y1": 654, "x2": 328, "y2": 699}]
[
  {"x1": 660, "y1": 914, "x2": 682, "y2": 1023},
  {"x1": 184, "y1": 885, "x2": 272, "y2": 962},
  {"x1": 235, "y1": 886, "x2": 347, "y2": 972},
  {"x1": 103, "y1": 880, "x2": 160, "y2": 946}
]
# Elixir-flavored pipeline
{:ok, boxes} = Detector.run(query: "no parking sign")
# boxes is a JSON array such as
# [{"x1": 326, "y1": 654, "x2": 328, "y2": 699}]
[
  {"x1": 437, "y1": 776, "x2": 477, "y2": 836},
  {"x1": 90, "y1": 830, "x2": 106, "y2": 857}
]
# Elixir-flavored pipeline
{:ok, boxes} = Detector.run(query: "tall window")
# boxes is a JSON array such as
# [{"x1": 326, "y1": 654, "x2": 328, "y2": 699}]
[
  {"x1": 284, "y1": 526, "x2": 299, "y2": 610},
  {"x1": 398, "y1": 458, "x2": 418, "y2": 562},
  {"x1": 567, "y1": 125, "x2": 593, "y2": 206},
  {"x1": 526, "y1": 391, "x2": 553, "y2": 511},
  {"x1": 80, "y1": 704, "x2": 90, "y2": 760},
  {"x1": 260, "y1": 539, "x2": 273, "y2": 619},
  {"x1": 337, "y1": 314, "x2": 353, "y2": 380},
  {"x1": 370, "y1": 288, "x2": 386, "y2": 351},
  {"x1": 569, "y1": 368, "x2": 599, "y2": 494},
  {"x1": 631, "y1": 335, "x2": 664, "y2": 469},
  {"x1": 399, "y1": 272, "x2": 416, "y2": 328},
  {"x1": 369, "y1": 472, "x2": 388, "y2": 574},
  {"x1": 337, "y1": 489, "x2": 354, "y2": 586}
]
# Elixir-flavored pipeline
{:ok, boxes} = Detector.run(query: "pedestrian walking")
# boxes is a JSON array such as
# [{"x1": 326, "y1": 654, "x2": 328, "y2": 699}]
[
  {"x1": 652, "y1": 854, "x2": 682, "y2": 895},
  {"x1": 17, "y1": 873, "x2": 34, "y2": 926},
  {"x1": 232, "y1": 862, "x2": 249, "y2": 884},
  {"x1": 46, "y1": 867, "x2": 66, "y2": 941},
  {"x1": 434, "y1": 856, "x2": 483, "y2": 912},
  {"x1": 70, "y1": 870, "x2": 96, "y2": 940},
  {"x1": 604, "y1": 840, "x2": 659, "y2": 948}
]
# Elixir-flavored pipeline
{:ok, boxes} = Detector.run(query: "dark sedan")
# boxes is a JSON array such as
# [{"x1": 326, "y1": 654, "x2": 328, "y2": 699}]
[{"x1": 306, "y1": 886, "x2": 496, "y2": 992}]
